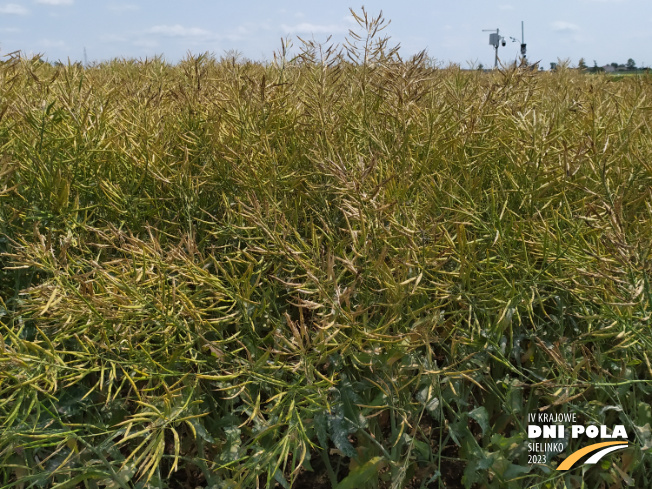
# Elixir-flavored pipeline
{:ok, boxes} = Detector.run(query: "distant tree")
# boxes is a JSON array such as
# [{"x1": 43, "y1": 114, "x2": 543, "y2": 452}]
[
  {"x1": 578, "y1": 58, "x2": 588, "y2": 70},
  {"x1": 590, "y1": 60, "x2": 604, "y2": 73},
  {"x1": 478, "y1": 63, "x2": 484, "y2": 71},
  {"x1": 550, "y1": 62, "x2": 558, "y2": 71},
  {"x1": 627, "y1": 58, "x2": 636, "y2": 70},
  {"x1": 611, "y1": 62, "x2": 619, "y2": 69}
]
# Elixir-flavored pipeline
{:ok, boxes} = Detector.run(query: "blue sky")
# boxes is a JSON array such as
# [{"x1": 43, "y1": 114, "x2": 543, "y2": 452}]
[{"x1": 0, "y1": 1, "x2": 650, "y2": 68}]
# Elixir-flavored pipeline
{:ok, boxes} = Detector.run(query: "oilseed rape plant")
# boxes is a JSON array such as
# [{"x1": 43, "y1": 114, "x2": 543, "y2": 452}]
[{"x1": 1, "y1": 9, "x2": 652, "y2": 489}]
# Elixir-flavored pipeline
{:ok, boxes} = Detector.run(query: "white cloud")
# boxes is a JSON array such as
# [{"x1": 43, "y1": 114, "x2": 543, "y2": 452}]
[
  {"x1": 100, "y1": 33, "x2": 128, "y2": 43},
  {"x1": 0, "y1": 3, "x2": 29, "y2": 14},
  {"x1": 111, "y1": 22, "x2": 256, "y2": 51},
  {"x1": 0, "y1": 26, "x2": 21, "y2": 32},
  {"x1": 133, "y1": 39, "x2": 159, "y2": 49},
  {"x1": 39, "y1": 38, "x2": 66, "y2": 48},
  {"x1": 551, "y1": 21, "x2": 580, "y2": 33},
  {"x1": 499, "y1": 4, "x2": 515, "y2": 10},
  {"x1": 36, "y1": 0, "x2": 73, "y2": 5},
  {"x1": 146, "y1": 25, "x2": 213, "y2": 38},
  {"x1": 281, "y1": 22, "x2": 347, "y2": 34},
  {"x1": 108, "y1": 3, "x2": 138, "y2": 13}
]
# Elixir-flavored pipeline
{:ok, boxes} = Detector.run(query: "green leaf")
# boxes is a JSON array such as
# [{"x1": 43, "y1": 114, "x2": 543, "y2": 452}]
[
  {"x1": 328, "y1": 412, "x2": 357, "y2": 458},
  {"x1": 416, "y1": 386, "x2": 440, "y2": 417},
  {"x1": 99, "y1": 462, "x2": 137, "y2": 489},
  {"x1": 50, "y1": 472, "x2": 109, "y2": 489},
  {"x1": 636, "y1": 401, "x2": 652, "y2": 426},
  {"x1": 469, "y1": 406, "x2": 490, "y2": 436},
  {"x1": 222, "y1": 425, "x2": 242, "y2": 462},
  {"x1": 413, "y1": 438, "x2": 432, "y2": 460},
  {"x1": 335, "y1": 456, "x2": 383, "y2": 489},
  {"x1": 190, "y1": 418, "x2": 216, "y2": 444},
  {"x1": 634, "y1": 423, "x2": 652, "y2": 451},
  {"x1": 339, "y1": 377, "x2": 367, "y2": 429},
  {"x1": 461, "y1": 446, "x2": 497, "y2": 489},
  {"x1": 273, "y1": 468, "x2": 290, "y2": 489},
  {"x1": 315, "y1": 412, "x2": 329, "y2": 449},
  {"x1": 490, "y1": 433, "x2": 523, "y2": 452},
  {"x1": 502, "y1": 462, "x2": 532, "y2": 480}
]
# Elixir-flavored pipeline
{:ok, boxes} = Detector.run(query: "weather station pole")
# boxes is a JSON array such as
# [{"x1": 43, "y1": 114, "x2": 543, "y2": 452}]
[
  {"x1": 522, "y1": 21, "x2": 525, "y2": 47},
  {"x1": 509, "y1": 22, "x2": 528, "y2": 65},
  {"x1": 520, "y1": 21, "x2": 527, "y2": 63},
  {"x1": 483, "y1": 28, "x2": 505, "y2": 69}
]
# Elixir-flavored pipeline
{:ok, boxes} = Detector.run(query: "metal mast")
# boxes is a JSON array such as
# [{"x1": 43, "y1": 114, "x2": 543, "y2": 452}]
[
  {"x1": 509, "y1": 22, "x2": 528, "y2": 64},
  {"x1": 520, "y1": 22, "x2": 527, "y2": 62},
  {"x1": 483, "y1": 28, "x2": 505, "y2": 69}
]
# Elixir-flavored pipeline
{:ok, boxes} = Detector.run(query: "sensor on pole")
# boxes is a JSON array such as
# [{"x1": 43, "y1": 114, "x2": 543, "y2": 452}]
[
  {"x1": 483, "y1": 28, "x2": 504, "y2": 69},
  {"x1": 509, "y1": 22, "x2": 527, "y2": 63}
]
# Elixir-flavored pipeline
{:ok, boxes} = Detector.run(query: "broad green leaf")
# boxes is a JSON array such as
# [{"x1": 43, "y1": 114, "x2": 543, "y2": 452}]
[
  {"x1": 335, "y1": 456, "x2": 383, "y2": 489},
  {"x1": 328, "y1": 412, "x2": 357, "y2": 458},
  {"x1": 469, "y1": 406, "x2": 490, "y2": 436}
]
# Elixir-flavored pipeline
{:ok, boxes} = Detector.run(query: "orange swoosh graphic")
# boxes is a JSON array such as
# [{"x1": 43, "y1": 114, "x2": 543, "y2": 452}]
[{"x1": 557, "y1": 441, "x2": 627, "y2": 470}]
